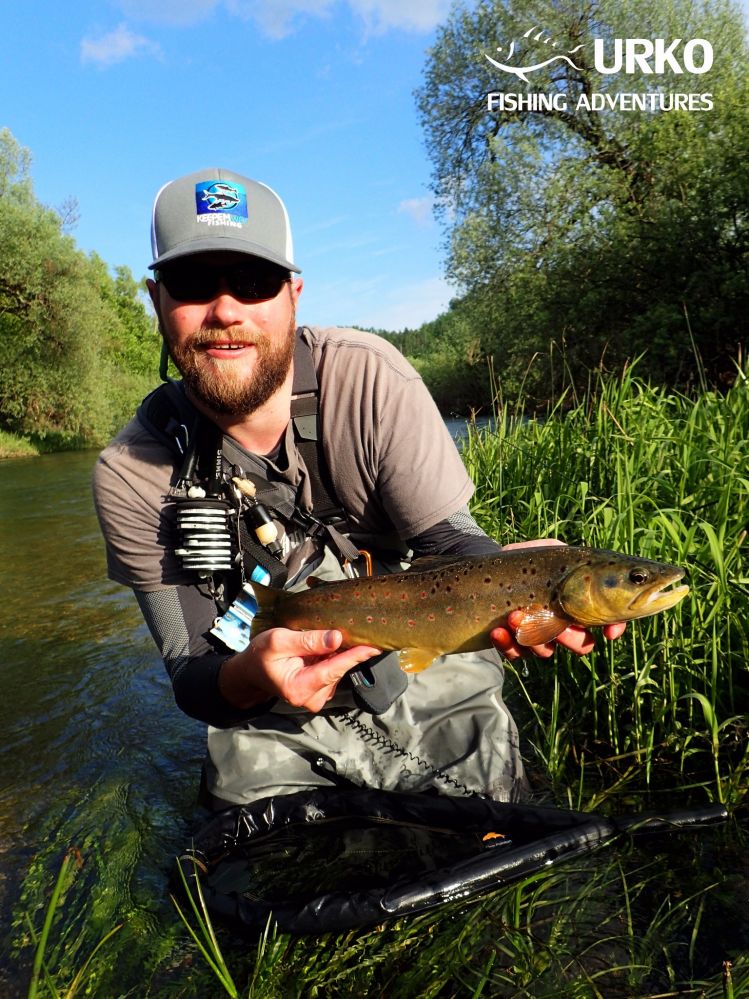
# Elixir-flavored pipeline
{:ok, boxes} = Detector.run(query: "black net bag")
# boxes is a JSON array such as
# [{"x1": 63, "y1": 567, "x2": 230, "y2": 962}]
[{"x1": 178, "y1": 787, "x2": 726, "y2": 935}]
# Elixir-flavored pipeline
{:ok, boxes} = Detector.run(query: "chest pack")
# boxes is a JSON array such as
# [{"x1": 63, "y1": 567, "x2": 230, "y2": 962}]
[{"x1": 137, "y1": 328, "x2": 362, "y2": 592}]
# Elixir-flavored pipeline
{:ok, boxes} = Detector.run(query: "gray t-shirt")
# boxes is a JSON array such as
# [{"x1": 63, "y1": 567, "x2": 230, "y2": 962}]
[{"x1": 93, "y1": 326, "x2": 474, "y2": 591}]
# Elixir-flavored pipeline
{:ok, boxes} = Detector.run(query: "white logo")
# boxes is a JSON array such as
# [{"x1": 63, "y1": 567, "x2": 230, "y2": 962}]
[
  {"x1": 484, "y1": 23, "x2": 714, "y2": 113},
  {"x1": 485, "y1": 25, "x2": 713, "y2": 81},
  {"x1": 484, "y1": 26, "x2": 585, "y2": 84}
]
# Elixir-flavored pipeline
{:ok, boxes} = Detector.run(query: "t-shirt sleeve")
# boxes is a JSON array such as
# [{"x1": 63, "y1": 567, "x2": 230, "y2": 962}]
[{"x1": 92, "y1": 419, "x2": 192, "y2": 591}]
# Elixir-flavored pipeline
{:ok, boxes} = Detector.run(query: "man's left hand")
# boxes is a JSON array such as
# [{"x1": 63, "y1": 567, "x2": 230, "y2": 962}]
[{"x1": 491, "y1": 611, "x2": 627, "y2": 661}]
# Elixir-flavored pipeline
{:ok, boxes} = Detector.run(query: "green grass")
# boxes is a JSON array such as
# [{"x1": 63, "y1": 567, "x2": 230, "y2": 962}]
[
  {"x1": 14, "y1": 361, "x2": 749, "y2": 997},
  {"x1": 0, "y1": 429, "x2": 42, "y2": 458},
  {"x1": 462, "y1": 361, "x2": 749, "y2": 809}
]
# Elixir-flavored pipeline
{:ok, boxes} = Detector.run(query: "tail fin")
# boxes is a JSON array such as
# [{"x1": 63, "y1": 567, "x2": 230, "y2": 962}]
[{"x1": 249, "y1": 581, "x2": 284, "y2": 639}]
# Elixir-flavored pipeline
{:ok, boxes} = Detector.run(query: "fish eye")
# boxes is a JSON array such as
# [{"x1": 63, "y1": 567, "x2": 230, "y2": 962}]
[{"x1": 629, "y1": 568, "x2": 649, "y2": 585}]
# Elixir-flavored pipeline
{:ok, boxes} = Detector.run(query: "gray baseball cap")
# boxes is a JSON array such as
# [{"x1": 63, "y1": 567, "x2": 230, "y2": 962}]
[{"x1": 149, "y1": 167, "x2": 300, "y2": 272}]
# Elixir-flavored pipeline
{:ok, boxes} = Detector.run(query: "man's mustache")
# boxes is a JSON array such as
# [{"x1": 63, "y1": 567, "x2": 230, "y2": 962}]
[{"x1": 184, "y1": 328, "x2": 264, "y2": 349}]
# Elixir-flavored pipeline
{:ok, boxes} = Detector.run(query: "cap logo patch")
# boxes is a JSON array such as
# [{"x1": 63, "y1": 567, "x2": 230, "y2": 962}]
[{"x1": 195, "y1": 180, "x2": 248, "y2": 228}]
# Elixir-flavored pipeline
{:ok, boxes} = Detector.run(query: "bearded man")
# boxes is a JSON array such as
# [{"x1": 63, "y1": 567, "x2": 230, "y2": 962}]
[{"x1": 93, "y1": 168, "x2": 624, "y2": 810}]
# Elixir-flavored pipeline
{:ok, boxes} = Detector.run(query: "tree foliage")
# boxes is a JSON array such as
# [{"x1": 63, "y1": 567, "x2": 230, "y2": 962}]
[
  {"x1": 0, "y1": 129, "x2": 159, "y2": 445},
  {"x1": 412, "y1": 0, "x2": 749, "y2": 410}
]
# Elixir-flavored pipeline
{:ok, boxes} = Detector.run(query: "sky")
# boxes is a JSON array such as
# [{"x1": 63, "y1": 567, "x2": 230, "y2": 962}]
[
  {"x1": 3, "y1": 1, "x2": 748, "y2": 333},
  {"x1": 1, "y1": 0, "x2": 456, "y2": 332}
]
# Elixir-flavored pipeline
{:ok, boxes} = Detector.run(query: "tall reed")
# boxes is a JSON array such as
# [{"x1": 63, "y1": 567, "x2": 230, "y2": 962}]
[{"x1": 462, "y1": 362, "x2": 749, "y2": 806}]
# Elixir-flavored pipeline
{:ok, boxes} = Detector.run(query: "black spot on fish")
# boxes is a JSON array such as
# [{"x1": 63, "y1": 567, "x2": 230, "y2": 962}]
[
  {"x1": 484, "y1": 576, "x2": 492, "y2": 584},
  {"x1": 446, "y1": 584, "x2": 452, "y2": 592}
]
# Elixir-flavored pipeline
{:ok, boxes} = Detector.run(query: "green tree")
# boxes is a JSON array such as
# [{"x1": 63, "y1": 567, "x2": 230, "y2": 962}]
[
  {"x1": 416, "y1": 0, "x2": 749, "y2": 407},
  {"x1": 0, "y1": 129, "x2": 158, "y2": 444}
]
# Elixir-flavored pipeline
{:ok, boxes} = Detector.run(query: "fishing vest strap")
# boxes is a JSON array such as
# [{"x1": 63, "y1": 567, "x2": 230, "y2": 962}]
[{"x1": 290, "y1": 331, "x2": 348, "y2": 525}]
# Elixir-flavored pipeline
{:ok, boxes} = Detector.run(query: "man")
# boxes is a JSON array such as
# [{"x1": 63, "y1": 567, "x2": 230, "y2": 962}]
[{"x1": 93, "y1": 168, "x2": 624, "y2": 809}]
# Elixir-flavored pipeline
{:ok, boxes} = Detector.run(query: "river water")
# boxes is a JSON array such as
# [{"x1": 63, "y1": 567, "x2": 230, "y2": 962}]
[
  {"x1": 0, "y1": 450, "x2": 206, "y2": 994},
  {"x1": 0, "y1": 448, "x2": 746, "y2": 995}
]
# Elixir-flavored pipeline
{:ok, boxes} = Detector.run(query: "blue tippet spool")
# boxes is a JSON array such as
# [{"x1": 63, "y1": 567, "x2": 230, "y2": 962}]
[
  {"x1": 210, "y1": 582, "x2": 261, "y2": 652},
  {"x1": 250, "y1": 566, "x2": 271, "y2": 585}
]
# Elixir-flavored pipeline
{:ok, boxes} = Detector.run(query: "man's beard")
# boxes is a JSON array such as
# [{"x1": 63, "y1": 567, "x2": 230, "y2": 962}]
[{"x1": 165, "y1": 316, "x2": 296, "y2": 417}]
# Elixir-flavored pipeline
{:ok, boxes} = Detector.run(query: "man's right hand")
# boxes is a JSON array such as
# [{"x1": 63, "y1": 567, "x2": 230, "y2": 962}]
[{"x1": 218, "y1": 628, "x2": 382, "y2": 714}]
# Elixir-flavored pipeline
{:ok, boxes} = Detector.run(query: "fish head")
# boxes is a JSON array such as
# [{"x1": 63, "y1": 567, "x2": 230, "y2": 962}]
[{"x1": 557, "y1": 555, "x2": 689, "y2": 626}]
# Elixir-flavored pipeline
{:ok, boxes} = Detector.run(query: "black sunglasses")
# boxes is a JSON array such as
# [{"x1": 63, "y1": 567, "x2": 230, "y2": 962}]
[{"x1": 156, "y1": 261, "x2": 290, "y2": 303}]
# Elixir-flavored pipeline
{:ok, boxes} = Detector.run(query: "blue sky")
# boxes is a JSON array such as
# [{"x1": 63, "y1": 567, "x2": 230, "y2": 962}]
[
  {"x1": 3, "y1": 1, "x2": 747, "y2": 333},
  {"x1": 1, "y1": 0, "x2": 455, "y2": 332}
]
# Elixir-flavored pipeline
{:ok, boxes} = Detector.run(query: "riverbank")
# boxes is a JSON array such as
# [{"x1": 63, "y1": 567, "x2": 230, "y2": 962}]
[
  {"x1": 0, "y1": 429, "x2": 106, "y2": 459},
  {"x1": 0, "y1": 430, "x2": 43, "y2": 458}
]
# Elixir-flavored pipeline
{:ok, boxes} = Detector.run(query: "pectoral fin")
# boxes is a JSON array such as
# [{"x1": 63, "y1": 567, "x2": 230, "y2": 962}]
[
  {"x1": 397, "y1": 648, "x2": 442, "y2": 673},
  {"x1": 514, "y1": 607, "x2": 571, "y2": 646}
]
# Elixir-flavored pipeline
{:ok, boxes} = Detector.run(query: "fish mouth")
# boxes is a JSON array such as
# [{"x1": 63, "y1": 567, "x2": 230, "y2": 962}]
[{"x1": 630, "y1": 575, "x2": 690, "y2": 614}]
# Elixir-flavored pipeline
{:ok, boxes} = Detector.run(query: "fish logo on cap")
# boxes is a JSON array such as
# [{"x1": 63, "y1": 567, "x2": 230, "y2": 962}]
[{"x1": 195, "y1": 180, "x2": 248, "y2": 225}]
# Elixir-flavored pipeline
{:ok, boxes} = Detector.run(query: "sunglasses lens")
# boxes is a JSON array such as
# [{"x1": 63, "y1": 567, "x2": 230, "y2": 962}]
[
  {"x1": 158, "y1": 268, "x2": 216, "y2": 302},
  {"x1": 158, "y1": 263, "x2": 288, "y2": 303},
  {"x1": 230, "y1": 269, "x2": 287, "y2": 300}
]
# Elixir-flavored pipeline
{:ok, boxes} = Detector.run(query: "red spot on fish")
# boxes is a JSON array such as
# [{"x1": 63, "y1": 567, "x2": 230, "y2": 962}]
[
  {"x1": 401, "y1": 593, "x2": 408, "y2": 601},
  {"x1": 408, "y1": 619, "x2": 416, "y2": 628},
  {"x1": 366, "y1": 615, "x2": 374, "y2": 623},
  {"x1": 490, "y1": 604, "x2": 497, "y2": 612},
  {"x1": 332, "y1": 593, "x2": 341, "y2": 601},
  {"x1": 446, "y1": 606, "x2": 454, "y2": 615},
  {"x1": 427, "y1": 613, "x2": 435, "y2": 621},
  {"x1": 354, "y1": 591, "x2": 361, "y2": 599},
  {"x1": 421, "y1": 591, "x2": 428, "y2": 599}
]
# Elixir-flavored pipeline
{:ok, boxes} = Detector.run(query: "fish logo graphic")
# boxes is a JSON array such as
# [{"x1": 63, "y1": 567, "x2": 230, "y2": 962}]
[
  {"x1": 195, "y1": 180, "x2": 249, "y2": 224},
  {"x1": 485, "y1": 25, "x2": 585, "y2": 83},
  {"x1": 200, "y1": 182, "x2": 242, "y2": 211}
]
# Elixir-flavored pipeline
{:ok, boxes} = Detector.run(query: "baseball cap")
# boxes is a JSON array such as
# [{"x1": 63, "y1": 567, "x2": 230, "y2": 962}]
[{"x1": 149, "y1": 167, "x2": 300, "y2": 272}]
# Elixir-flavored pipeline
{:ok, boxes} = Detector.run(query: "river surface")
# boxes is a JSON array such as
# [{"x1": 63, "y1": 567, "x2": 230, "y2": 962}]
[
  {"x1": 0, "y1": 450, "x2": 207, "y2": 994},
  {"x1": 0, "y1": 447, "x2": 746, "y2": 995}
]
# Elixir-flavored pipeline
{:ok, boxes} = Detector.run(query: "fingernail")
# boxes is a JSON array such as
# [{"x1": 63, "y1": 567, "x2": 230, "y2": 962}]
[{"x1": 323, "y1": 630, "x2": 339, "y2": 649}]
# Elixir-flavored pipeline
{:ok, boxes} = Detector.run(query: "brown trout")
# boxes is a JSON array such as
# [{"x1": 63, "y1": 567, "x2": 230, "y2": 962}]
[{"x1": 249, "y1": 547, "x2": 688, "y2": 673}]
